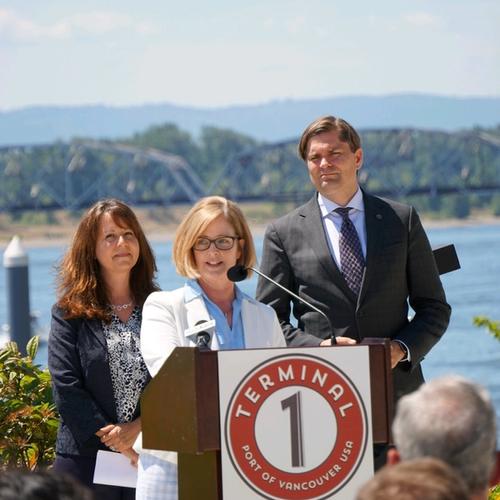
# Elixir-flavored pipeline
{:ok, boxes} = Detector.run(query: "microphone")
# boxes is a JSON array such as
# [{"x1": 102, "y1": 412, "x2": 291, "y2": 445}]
[
  {"x1": 227, "y1": 264, "x2": 249, "y2": 282},
  {"x1": 227, "y1": 265, "x2": 336, "y2": 344},
  {"x1": 194, "y1": 320, "x2": 212, "y2": 350}
]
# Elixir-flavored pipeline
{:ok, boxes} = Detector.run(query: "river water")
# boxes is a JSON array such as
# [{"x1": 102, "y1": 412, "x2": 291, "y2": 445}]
[{"x1": 1, "y1": 223, "x2": 499, "y2": 439}]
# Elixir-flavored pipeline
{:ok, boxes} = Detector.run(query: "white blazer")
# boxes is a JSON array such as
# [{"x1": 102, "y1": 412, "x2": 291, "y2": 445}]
[
  {"x1": 141, "y1": 285, "x2": 286, "y2": 377},
  {"x1": 136, "y1": 284, "x2": 286, "y2": 460}
]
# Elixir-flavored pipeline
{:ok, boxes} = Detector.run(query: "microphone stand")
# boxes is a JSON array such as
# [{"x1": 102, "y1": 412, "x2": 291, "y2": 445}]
[{"x1": 227, "y1": 265, "x2": 336, "y2": 344}]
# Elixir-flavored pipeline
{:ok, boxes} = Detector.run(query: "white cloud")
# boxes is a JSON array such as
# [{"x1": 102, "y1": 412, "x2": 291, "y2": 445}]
[
  {"x1": 262, "y1": 17, "x2": 275, "y2": 29},
  {"x1": 71, "y1": 11, "x2": 131, "y2": 34},
  {"x1": 403, "y1": 11, "x2": 441, "y2": 28},
  {"x1": 286, "y1": 15, "x2": 306, "y2": 35},
  {"x1": 262, "y1": 13, "x2": 329, "y2": 39},
  {"x1": 0, "y1": 8, "x2": 49, "y2": 41},
  {"x1": 135, "y1": 22, "x2": 158, "y2": 36},
  {"x1": 0, "y1": 8, "x2": 157, "y2": 43}
]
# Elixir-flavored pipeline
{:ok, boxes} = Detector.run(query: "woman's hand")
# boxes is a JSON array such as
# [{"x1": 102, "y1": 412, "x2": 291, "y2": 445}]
[
  {"x1": 121, "y1": 447, "x2": 139, "y2": 468},
  {"x1": 96, "y1": 417, "x2": 141, "y2": 452}
]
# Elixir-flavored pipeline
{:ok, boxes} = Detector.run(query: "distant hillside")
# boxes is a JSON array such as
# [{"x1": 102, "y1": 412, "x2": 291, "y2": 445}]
[{"x1": 1, "y1": 94, "x2": 499, "y2": 147}]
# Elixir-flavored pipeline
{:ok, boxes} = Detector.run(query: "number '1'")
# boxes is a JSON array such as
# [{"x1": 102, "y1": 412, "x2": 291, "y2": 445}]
[{"x1": 281, "y1": 391, "x2": 304, "y2": 467}]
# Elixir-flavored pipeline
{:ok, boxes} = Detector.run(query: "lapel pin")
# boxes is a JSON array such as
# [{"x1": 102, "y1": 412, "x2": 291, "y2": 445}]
[{"x1": 376, "y1": 214, "x2": 383, "y2": 220}]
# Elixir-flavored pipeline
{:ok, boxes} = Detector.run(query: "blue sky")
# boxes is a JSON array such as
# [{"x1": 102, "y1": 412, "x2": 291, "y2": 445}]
[{"x1": 1, "y1": 0, "x2": 499, "y2": 110}]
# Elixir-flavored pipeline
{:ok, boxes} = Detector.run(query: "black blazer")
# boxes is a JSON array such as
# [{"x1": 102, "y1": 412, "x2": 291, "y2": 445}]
[
  {"x1": 256, "y1": 192, "x2": 451, "y2": 401},
  {"x1": 48, "y1": 305, "x2": 149, "y2": 457}
]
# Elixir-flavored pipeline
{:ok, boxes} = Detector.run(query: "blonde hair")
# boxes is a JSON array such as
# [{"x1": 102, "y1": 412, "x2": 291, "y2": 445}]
[{"x1": 173, "y1": 196, "x2": 256, "y2": 279}]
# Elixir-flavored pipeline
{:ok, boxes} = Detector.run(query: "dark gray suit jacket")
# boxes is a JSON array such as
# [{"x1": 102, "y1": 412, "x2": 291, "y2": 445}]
[
  {"x1": 256, "y1": 192, "x2": 451, "y2": 400},
  {"x1": 48, "y1": 305, "x2": 148, "y2": 457}
]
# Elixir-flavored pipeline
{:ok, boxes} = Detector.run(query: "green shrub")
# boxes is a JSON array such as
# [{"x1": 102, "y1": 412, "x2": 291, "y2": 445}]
[
  {"x1": 474, "y1": 318, "x2": 500, "y2": 497},
  {"x1": 474, "y1": 316, "x2": 500, "y2": 341},
  {"x1": 490, "y1": 484, "x2": 500, "y2": 500},
  {"x1": 0, "y1": 337, "x2": 58, "y2": 470}
]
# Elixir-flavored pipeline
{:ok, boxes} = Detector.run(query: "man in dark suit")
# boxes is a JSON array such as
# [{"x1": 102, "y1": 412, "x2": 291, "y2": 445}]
[{"x1": 256, "y1": 115, "x2": 451, "y2": 404}]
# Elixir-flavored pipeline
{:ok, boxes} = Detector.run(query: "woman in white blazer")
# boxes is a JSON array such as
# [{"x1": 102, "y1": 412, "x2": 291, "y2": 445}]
[{"x1": 136, "y1": 196, "x2": 286, "y2": 499}]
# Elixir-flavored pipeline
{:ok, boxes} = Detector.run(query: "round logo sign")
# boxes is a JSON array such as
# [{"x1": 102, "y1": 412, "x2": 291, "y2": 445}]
[{"x1": 225, "y1": 353, "x2": 368, "y2": 499}]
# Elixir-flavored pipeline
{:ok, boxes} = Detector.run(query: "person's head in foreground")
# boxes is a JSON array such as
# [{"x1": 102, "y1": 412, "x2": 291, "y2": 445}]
[
  {"x1": 0, "y1": 469, "x2": 93, "y2": 500},
  {"x1": 356, "y1": 457, "x2": 469, "y2": 500},
  {"x1": 389, "y1": 375, "x2": 497, "y2": 500}
]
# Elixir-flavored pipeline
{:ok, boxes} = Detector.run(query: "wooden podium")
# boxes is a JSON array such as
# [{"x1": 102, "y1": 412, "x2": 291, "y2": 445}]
[{"x1": 141, "y1": 339, "x2": 393, "y2": 499}]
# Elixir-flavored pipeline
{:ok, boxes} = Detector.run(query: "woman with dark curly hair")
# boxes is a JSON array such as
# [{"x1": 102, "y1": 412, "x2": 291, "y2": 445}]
[{"x1": 48, "y1": 199, "x2": 159, "y2": 499}]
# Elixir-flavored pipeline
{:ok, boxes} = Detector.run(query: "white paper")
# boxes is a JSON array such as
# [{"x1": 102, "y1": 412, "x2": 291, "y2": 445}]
[{"x1": 93, "y1": 450, "x2": 138, "y2": 488}]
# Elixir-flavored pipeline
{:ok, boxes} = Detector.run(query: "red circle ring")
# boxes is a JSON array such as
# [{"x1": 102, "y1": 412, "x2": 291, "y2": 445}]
[{"x1": 224, "y1": 353, "x2": 369, "y2": 499}]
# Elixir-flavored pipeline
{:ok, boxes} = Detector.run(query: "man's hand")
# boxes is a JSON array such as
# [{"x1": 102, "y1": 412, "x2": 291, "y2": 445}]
[
  {"x1": 390, "y1": 341, "x2": 406, "y2": 369},
  {"x1": 320, "y1": 336, "x2": 357, "y2": 346},
  {"x1": 96, "y1": 418, "x2": 141, "y2": 452}
]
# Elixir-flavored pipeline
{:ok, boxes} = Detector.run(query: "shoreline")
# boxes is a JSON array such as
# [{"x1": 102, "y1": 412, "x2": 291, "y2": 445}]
[
  {"x1": 1, "y1": 214, "x2": 499, "y2": 250},
  {"x1": 1, "y1": 200, "x2": 500, "y2": 250}
]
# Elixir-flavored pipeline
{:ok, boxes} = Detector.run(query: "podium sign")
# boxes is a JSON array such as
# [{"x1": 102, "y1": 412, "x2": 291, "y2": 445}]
[{"x1": 218, "y1": 347, "x2": 373, "y2": 500}]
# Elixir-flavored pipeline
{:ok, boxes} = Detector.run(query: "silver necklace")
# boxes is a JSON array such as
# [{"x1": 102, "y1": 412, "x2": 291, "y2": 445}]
[{"x1": 109, "y1": 302, "x2": 133, "y2": 312}]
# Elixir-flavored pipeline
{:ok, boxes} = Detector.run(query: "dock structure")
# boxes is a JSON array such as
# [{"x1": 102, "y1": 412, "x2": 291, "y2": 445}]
[{"x1": 3, "y1": 235, "x2": 31, "y2": 354}]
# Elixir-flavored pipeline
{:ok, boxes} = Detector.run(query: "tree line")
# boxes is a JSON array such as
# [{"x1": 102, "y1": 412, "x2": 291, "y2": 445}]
[{"x1": 1, "y1": 123, "x2": 499, "y2": 219}]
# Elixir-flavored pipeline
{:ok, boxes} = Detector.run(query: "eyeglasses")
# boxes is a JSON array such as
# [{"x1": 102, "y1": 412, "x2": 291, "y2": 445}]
[{"x1": 193, "y1": 236, "x2": 240, "y2": 251}]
